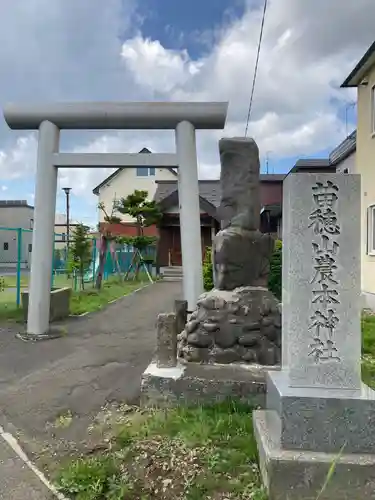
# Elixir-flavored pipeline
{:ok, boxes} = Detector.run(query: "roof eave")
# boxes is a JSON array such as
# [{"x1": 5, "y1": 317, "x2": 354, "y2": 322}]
[{"x1": 341, "y1": 41, "x2": 375, "y2": 88}]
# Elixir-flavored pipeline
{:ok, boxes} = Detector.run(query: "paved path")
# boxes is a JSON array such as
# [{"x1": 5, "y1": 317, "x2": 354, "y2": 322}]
[{"x1": 0, "y1": 280, "x2": 182, "y2": 494}]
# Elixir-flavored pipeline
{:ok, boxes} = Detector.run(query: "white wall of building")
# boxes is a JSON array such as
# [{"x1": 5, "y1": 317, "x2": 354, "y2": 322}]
[
  {"x1": 97, "y1": 167, "x2": 177, "y2": 223},
  {"x1": 335, "y1": 151, "x2": 356, "y2": 174}
]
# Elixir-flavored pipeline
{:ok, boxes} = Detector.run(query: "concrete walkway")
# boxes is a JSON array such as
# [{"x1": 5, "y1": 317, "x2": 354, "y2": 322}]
[{"x1": 0, "y1": 280, "x2": 182, "y2": 494}]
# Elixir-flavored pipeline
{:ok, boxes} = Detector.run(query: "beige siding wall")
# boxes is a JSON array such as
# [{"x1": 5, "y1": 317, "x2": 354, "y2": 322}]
[
  {"x1": 97, "y1": 168, "x2": 176, "y2": 223},
  {"x1": 0, "y1": 206, "x2": 34, "y2": 266},
  {"x1": 356, "y1": 64, "x2": 375, "y2": 295}
]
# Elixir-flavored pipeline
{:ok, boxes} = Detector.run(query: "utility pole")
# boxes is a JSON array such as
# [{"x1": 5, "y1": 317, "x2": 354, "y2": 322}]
[{"x1": 62, "y1": 187, "x2": 72, "y2": 248}]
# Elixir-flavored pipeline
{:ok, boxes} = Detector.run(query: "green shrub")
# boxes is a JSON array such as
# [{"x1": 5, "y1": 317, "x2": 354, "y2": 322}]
[
  {"x1": 203, "y1": 247, "x2": 214, "y2": 291},
  {"x1": 268, "y1": 239, "x2": 282, "y2": 300}
]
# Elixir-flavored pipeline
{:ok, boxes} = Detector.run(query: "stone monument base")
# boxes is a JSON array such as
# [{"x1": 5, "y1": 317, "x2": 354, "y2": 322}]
[
  {"x1": 254, "y1": 410, "x2": 375, "y2": 500},
  {"x1": 140, "y1": 361, "x2": 279, "y2": 409},
  {"x1": 267, "y1": 370, "x2": 375, "y2": 454},
  {"x1": 255, "y1": 370, "x2": 375, "y2": 499}
]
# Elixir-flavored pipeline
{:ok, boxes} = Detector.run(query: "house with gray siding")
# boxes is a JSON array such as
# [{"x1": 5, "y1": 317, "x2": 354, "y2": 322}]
[{"x1": 0, "y1": 200, "x2": 34, "y2": 269}]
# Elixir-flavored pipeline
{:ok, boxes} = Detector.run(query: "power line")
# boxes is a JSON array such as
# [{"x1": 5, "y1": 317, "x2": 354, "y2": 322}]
[{"x1": 244, "y1": 0, "x2": 268, "y2": 137}]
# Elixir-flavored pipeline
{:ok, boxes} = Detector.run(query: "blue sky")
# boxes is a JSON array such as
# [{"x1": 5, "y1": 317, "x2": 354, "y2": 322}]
[
  {"x1": 138, "y1": 0, "x2": 246, "y2": 57},
  {"x1": 0, "y1": 0, "x2": 371, "y2": 227}
]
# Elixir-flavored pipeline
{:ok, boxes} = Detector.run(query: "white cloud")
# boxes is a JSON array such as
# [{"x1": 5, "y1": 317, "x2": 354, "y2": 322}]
[
  {"x1": 120, "y1": 0, "x2": 373, "y2": 160},
  {"x1": 121, "y1": 36, "x2": 203, "y2": 93},
  {"x1": 1, "y1": 185, "x2": 8, "y2": 191},
  {"x1": 0, "y1": 0, "x2": 374, "y2": 218},
  {"x1": 0, "y1": 135, "x2": 38, "y2": 180}
]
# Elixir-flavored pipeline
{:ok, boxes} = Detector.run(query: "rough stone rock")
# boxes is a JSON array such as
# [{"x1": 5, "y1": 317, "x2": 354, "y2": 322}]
[
  {"x1": 244, "y1": 321, "x2": 262, "y2": 331},
  {"x1": 186, "y1": 319, "x2": 199, "y2": 334},
  {"x1": 177, "y1": 330, "x2": 187, "y2": 342},
  {"x1": 214, "y1": 227, "x2": 274, "y2": 290},
  {"x1": 203, "y1": 322, "x2": 219, "y2": 333},
  {"x1": 187, "y1": 332, "x2": 213, "y2": 348},
  {"x1": 178, "y1": 287, "x2": 281, "y2": 365},
  {"x1": 218, "y1": 137, "x2": 261, "y2": 231},
  {"x1": 238, "y1": 332, "x2": 261, "y2": 346},
  {"x1": 242, "y1": 349, "x2": 258, "y2": 363},
  {"x1": 211, "y1": 346, "x2": 243, "y2": 364},
  {"x1": 213, "y1": 323, "x2": 238, "y2": 349},
  {"x1": 179, "y1": 345, "x2": 209, "y2": 363},
  {"x1": 263, "y1": 324, "x2": 280, "y2": 342},
  {"x1": 175, "y1": 300, "x2": 188, "y2": 336},
  {"x1": 261, "y1": 316, "x2": 273, "y2": 327},
  {"x1": 212, "y1": 137, "x2": 274, "y2": 290}
]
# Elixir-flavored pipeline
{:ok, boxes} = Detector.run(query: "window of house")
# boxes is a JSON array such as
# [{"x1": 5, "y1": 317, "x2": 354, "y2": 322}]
[
  {"x1": 372, "y1": 85, "x2": 375, "y2": 135},
  {"x1": 62, "y1": 233, "x2": 66, "y2": 242},
  {"x1": 3, "y1": 242, "x2": 8, "y2": 250},
  {"x1": 136, "y1": 167, "x2": 155, "y2": 177},
  {"x1": 28, "y1": 244, "x2": 32, "y2": 253},
  {"x1": 136, "y1": 167, "x2": 149, "y2": 177},
  {"x1": 30, "y1": 218, "x2": 34, "y2": 230},
  {"x1": 368, "y1": 205, "x2": 375, "y2": 254}
]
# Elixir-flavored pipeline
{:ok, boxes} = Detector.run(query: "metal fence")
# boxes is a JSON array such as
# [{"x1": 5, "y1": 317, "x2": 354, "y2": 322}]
[{"x1": 0, "y1": 228, "x2": 156, "y2": 308}]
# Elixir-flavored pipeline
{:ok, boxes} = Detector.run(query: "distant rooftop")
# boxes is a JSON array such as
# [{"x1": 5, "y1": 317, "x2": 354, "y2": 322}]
[
  {"x1": 154, "y1": 174, "x2": 285, "y2": 207},
  {"x1": 329, "y1": 130, "x2": 357, "y2": 165},
  {"x1": 0, "y1": 200, "x2": 33, "y2": 208}
]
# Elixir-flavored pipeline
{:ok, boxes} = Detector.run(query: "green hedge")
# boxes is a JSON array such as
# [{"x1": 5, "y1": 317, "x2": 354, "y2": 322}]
[
  {"x1": 268, "y1": 239, "x2": 282, "y2": 300},
  {"x1": 203, "y1": 247, "x2": 214, "y2": 291}
]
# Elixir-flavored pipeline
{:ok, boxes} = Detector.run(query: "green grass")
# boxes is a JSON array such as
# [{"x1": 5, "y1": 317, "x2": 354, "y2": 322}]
[
  {"x1": 361, "y1": 313, "x2": 375, "y2": 388},
  {"x1": 2, "y1": 273, "x2": 84, "y2": 290},
  {"x1": 56, "y1": 401, "x2": 267, "y2": 500},
  {"x1": 69, "y1": 279, "x2": 145, "y2": 315},
  {"x1": 0, "y1": 277, "x2": 147, "y2": 323}
]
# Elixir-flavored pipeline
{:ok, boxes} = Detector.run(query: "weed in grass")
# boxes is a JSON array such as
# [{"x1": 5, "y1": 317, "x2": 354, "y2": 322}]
[
  {"x1": 56, "y1": 455, "x2": 119, "y2": 499},
  {"x1": 106, "y1": 473, "x2": 137, "y2": 500},
  {"x1": 54, "y1": 410, "x2": 73, "y2": 429}
]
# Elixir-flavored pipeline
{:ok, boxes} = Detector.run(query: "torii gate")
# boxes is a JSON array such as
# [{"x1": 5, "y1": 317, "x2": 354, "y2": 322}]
[{"x1": 3, "y1": 102, "x2": 228, "y2": 336}]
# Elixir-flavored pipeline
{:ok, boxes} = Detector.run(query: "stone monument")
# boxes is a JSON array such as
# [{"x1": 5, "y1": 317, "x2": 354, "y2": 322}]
[
  {"x1": 178, "y1": 137, "x2": 281, "y2": 365},
  {"x1": 254, "y1": 173, "x2": 375, "y2": 499}
]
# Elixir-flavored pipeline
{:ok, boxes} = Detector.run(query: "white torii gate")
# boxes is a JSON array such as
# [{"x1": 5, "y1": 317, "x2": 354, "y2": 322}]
[{"x1": 3, "y1": 102, "x2": 228, "y2": 336}]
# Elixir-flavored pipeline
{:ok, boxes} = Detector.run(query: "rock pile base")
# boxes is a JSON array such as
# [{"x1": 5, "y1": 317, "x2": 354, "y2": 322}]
[{"x1": 178, "y1": 286, "x2": 281, "y2": 365}]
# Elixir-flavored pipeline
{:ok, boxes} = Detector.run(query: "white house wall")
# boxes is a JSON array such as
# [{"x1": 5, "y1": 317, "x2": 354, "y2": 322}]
[
  {"x1": 97, "y1": 167, "x2": 177, "y2": 223},
  {"x1": 335, "y1": 151, "x2": 356, "y2": 174}
]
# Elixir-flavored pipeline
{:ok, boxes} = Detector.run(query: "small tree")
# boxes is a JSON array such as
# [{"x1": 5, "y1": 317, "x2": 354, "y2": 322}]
[
  {"x1": 96, "y1": 201, "x2": 121, "y2": 289},
  {"x1": 116, "y1": 190, "x2": 162, "y2": 279},
  {"x1": 70, "y1": 224, "x2": 92, "y2": 290}
]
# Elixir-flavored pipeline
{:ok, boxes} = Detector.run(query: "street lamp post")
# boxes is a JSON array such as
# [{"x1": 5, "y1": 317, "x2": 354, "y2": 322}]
[{"x1": 62, "y1": 187, "x2": 71, "y2": 247}]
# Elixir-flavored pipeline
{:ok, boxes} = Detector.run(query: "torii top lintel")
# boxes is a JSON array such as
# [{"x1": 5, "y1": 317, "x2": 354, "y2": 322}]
[{"x1": 3, "y1": 101, "x2": 228, "y2": 130}]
